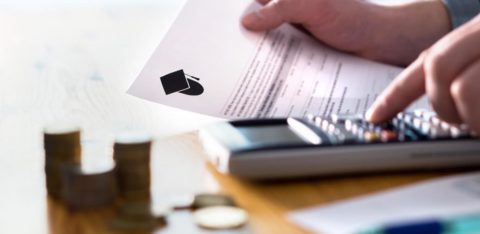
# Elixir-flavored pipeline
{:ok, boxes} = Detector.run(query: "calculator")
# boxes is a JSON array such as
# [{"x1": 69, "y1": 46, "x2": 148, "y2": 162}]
[{"x1": 199, "y1": 110, "x2": 480, "y2": 179}]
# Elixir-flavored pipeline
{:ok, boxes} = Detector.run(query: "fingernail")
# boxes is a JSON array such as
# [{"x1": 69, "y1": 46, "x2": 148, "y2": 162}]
[{"x1": 242, "y1": 11, "x2": 263, "y2": 28}]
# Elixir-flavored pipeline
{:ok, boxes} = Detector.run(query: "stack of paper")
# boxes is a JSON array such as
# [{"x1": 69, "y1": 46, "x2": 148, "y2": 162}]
[{"x1": 288, "y1": 172, "x2": 480, "y2": 234}]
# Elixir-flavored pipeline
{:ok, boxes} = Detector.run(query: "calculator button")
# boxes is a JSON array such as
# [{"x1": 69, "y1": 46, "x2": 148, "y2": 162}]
[
  {"x1": 403, "y1": 114, "x2": 414, "y2": 125},
  {"x1": 352, "y1": 124, "x2": 360, "y2": 135},
  {"x1": 327, "y1": 124, "x2": 337, "y2": 134},
  {"x1": 392, "y1": 118, "x2": 400, "y2": 126},
  {"x1": 313, "y1": 116, "x2": 322, "y2": 126},
  {"x1": 420, "y1": 121, "x2": 432, "y2": 135},
  {"x1": 400, "y1": 130, "x2": 419, "y2": 141},
  {"x1": 365, "y1": 123, "x2": 387, "y2": 132},
  {"x1": 413, "y1": 109, "x2": 427, "y2": 118},
  {"x1": 331, "y1": 114, "x2": 363, "y2": 124},
  {"x1": 450, "y1": 125, "x2": 470, "y2": 138},
  {"x1": 321, "y1": 120, "x2": 330, "y2": 131},
  {"x1": 351, "y1": 124, "x2": 366, "y2": 136},
  {"x1": 395, "y1": 123, "x2": 406, "y2": 132},
  {"x1": 345, "y1": 120, "x2": 354, "y2": 131},
  {"x1": 392, "y1": 118, "x2": 406, "y2": 129},
  {"x1": 429, "y1": 127, "x2": 451, "y2": 139},
  {"x1": 355, "y1": 127, "x2": 366, "y2": 139},
  {"x1": 332, "y1": 130, "x2": 357, "y2": 144},
  {"x1": 364, "y1": 132, "x2": 380, "y2": 142},
  {"x1": 373, "y1": 126, "x2": 383, "y2": 134},
  {"x1": 430, "y1": 116, "x2": 442, "y2": 126},
  {"x1": 359, "y1": 121, "x2": 370, "y2": 131},
  {"x1": 412, "y1": 118, "x2": 422, "y2": 130},
  {"x1": 440, "y1": 121, "x2": 450, "y2": 131},
  {"x1": 306, "y1": 114, "x2": 316, "y2": 121},
  {"x1": 330, "y1": 114, "x2": 342, "y2": 124},
  {"x1": 325, "y1": 122, "x2": 358, "y2": 144},
  {"x1": 459, "y1": 124, "x2": 469, "y2": 131},
  {"x1": 422, "y1": 111, "x2": 435, "y2": 122},
  {"x1": 381, "y1": 130, "x2": 397, "y2": 142},
  {"x1": 366, "y1": 123, "x2": 375, "y2": 131}
]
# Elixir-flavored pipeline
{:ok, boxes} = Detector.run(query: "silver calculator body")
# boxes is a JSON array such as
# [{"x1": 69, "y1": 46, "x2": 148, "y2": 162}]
[{"x1": 199, "y1": 110, "x2": 480, "y2": 179}]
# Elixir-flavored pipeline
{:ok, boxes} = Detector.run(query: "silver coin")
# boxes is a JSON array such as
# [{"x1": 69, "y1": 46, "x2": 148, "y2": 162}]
[
  {"x1": 114, "y1": 130, "x2": 152, "y2": 150},
  {"x1": 193, "y1": 206, "x2": 248, "y2": 229},
  {"x1": 192, "y1": 193, "x2": 236, "y2": 209}
]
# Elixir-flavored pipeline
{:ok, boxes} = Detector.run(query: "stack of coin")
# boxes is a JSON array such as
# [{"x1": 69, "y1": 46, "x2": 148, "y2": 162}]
[
  {"x1": 43, "y1": 124, "x2": 81, "y2": 199},
  {"x1": 191, "y1": 193, "x2": 248, "y2": 230},
  {"x1": 61, "y1": 163, "x2": 117, "y2": 210},
  {"x1": 113, "y1": 130, "x2": 152, "y2": 201},
  {"x1": 110, "y1": 201, "x2": 167, "y2": 230}
]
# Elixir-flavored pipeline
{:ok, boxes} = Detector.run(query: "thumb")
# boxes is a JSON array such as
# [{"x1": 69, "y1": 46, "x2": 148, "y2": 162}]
[{"x1": 242, "y1": 0, "x2": 298, "y2": 31}]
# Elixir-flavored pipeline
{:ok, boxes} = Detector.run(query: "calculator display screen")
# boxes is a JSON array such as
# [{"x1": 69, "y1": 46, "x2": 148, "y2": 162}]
[{"x1": 237, "y1": 125, "x2": 306, "y2": 146}]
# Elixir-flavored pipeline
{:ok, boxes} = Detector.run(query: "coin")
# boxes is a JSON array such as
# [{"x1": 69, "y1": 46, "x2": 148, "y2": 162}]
[
  {"x1": 43, "y1": 124, "x2": 80, "y2": 142},
  {"x1": 43, "y1": 124, "x2": 81, "y2": 199},
  {"x1": 123, "y1": 189, "x2": 151, "y2": 201},
  {"x1": 113, "y1": 130, "x2": 152, "y2": 202},
  {"x1": 110, "y1": 216, "x2": 160, "y2": 231},
  {"x1": 44, "y1": 124, "x2": 81, "y2": 155},
  {"x1": 113, "y1": 130, "x2": 152, "y2": 152},
  {"x1": 110, "y1": 201, "x2": 168, "y2": 231},
  {"x1": 118, "y1": 201, "x2": 154, "y2": 221},
  {"x1": 113, "y1": 152, "x2": 150, "y2": 164},
  {"x1": 116, "y1": 166, "x2": 150, "y2": 188},
  {"x1": 61, "y1": 163, "x2": 117, "y2": 210},
  {"x1": 119, "y1": 201, "x2": 171, "y2": 219},
  {"x1": 193, "y1": 206, "x2": 248, "y2": 229},
  {"x1": 192, "y1": 194, "x2": 236, "y2": 210}
]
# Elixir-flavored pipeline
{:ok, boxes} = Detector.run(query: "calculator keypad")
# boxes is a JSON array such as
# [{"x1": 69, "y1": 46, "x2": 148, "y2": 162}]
[{"x1": 306, "y1": 109, "x2": 475, "y2": 145}]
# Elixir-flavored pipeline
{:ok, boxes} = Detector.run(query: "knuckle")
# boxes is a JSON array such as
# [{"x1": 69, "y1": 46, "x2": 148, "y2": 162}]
[
  {"x1": 423, "y1": 47, "x2": 448, "y2": 79},
  {"x1": 418, "y1": 50, "x2": 429, "y2": 61},
  {"x1": 272, "y1": 0, "x2": 290, "y2": 11},
  {"x1": 425, "y1": 89, "x2": 444, "y2": 119},
  {"x1": 450, "y1": 78, "x2": 472, "y2": 103}
]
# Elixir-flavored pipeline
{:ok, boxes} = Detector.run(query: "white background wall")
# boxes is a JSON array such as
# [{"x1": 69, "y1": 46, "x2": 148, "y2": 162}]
[{"x1": 0, "y1": 0, "x2": 412, "y2": 136}]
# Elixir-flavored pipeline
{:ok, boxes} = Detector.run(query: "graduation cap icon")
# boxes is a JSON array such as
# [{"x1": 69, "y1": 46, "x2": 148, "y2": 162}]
[{"x1": 160, "y1": 69, "x2": 204, "y2": 96}]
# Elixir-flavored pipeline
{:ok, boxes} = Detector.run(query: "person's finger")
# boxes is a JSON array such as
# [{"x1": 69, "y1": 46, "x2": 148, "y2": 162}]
[
  {"x1": 366, "y1": 54, "x2": 426, "y2": 123},
  {"x1": 368, "y1": 15, "x2": 480, "y2": 124},
  {"x1": 242, "y1": 0, "x2": 303, "y2": 31},
  {"x1": 450, "y1": 59, "x2": 480, "y2": 134},
  {"x1": 422, "y1": 16, "x2": 480, "y2": 123},
  {"x1": 423, "y1": 48, "x2": 461, "y2": 123}
]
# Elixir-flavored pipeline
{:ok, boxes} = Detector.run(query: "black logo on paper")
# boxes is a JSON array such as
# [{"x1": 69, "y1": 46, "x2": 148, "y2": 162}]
[{"x1": 160, "y1": 69, "x2": 204, "y2": 96}]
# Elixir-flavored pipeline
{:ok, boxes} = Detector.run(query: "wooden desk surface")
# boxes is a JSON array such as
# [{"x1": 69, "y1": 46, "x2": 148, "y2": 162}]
[
  {"x1": 0, "y1": 130, "x2": 460, "y2": 234},
  {"x1": 0, "y1": 2, "x2": 467, "y2": 234}
]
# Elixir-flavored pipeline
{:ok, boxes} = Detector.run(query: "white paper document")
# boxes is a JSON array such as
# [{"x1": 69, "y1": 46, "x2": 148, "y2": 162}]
[
  {"x1": 128, "y1": 0, "x2": 427, "y2": 119},
  {"x1": 288, "y1": 172, "x2": 480, "y2": 234}
]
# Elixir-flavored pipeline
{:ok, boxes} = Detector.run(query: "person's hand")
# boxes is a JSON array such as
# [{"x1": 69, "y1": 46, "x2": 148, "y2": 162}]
[
  {"x1": 242, "y1": 0, "x2": 451, "y2": 66},
  {"x1": 367, "y1": 14, "x2": 480, "y2": 133}
]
